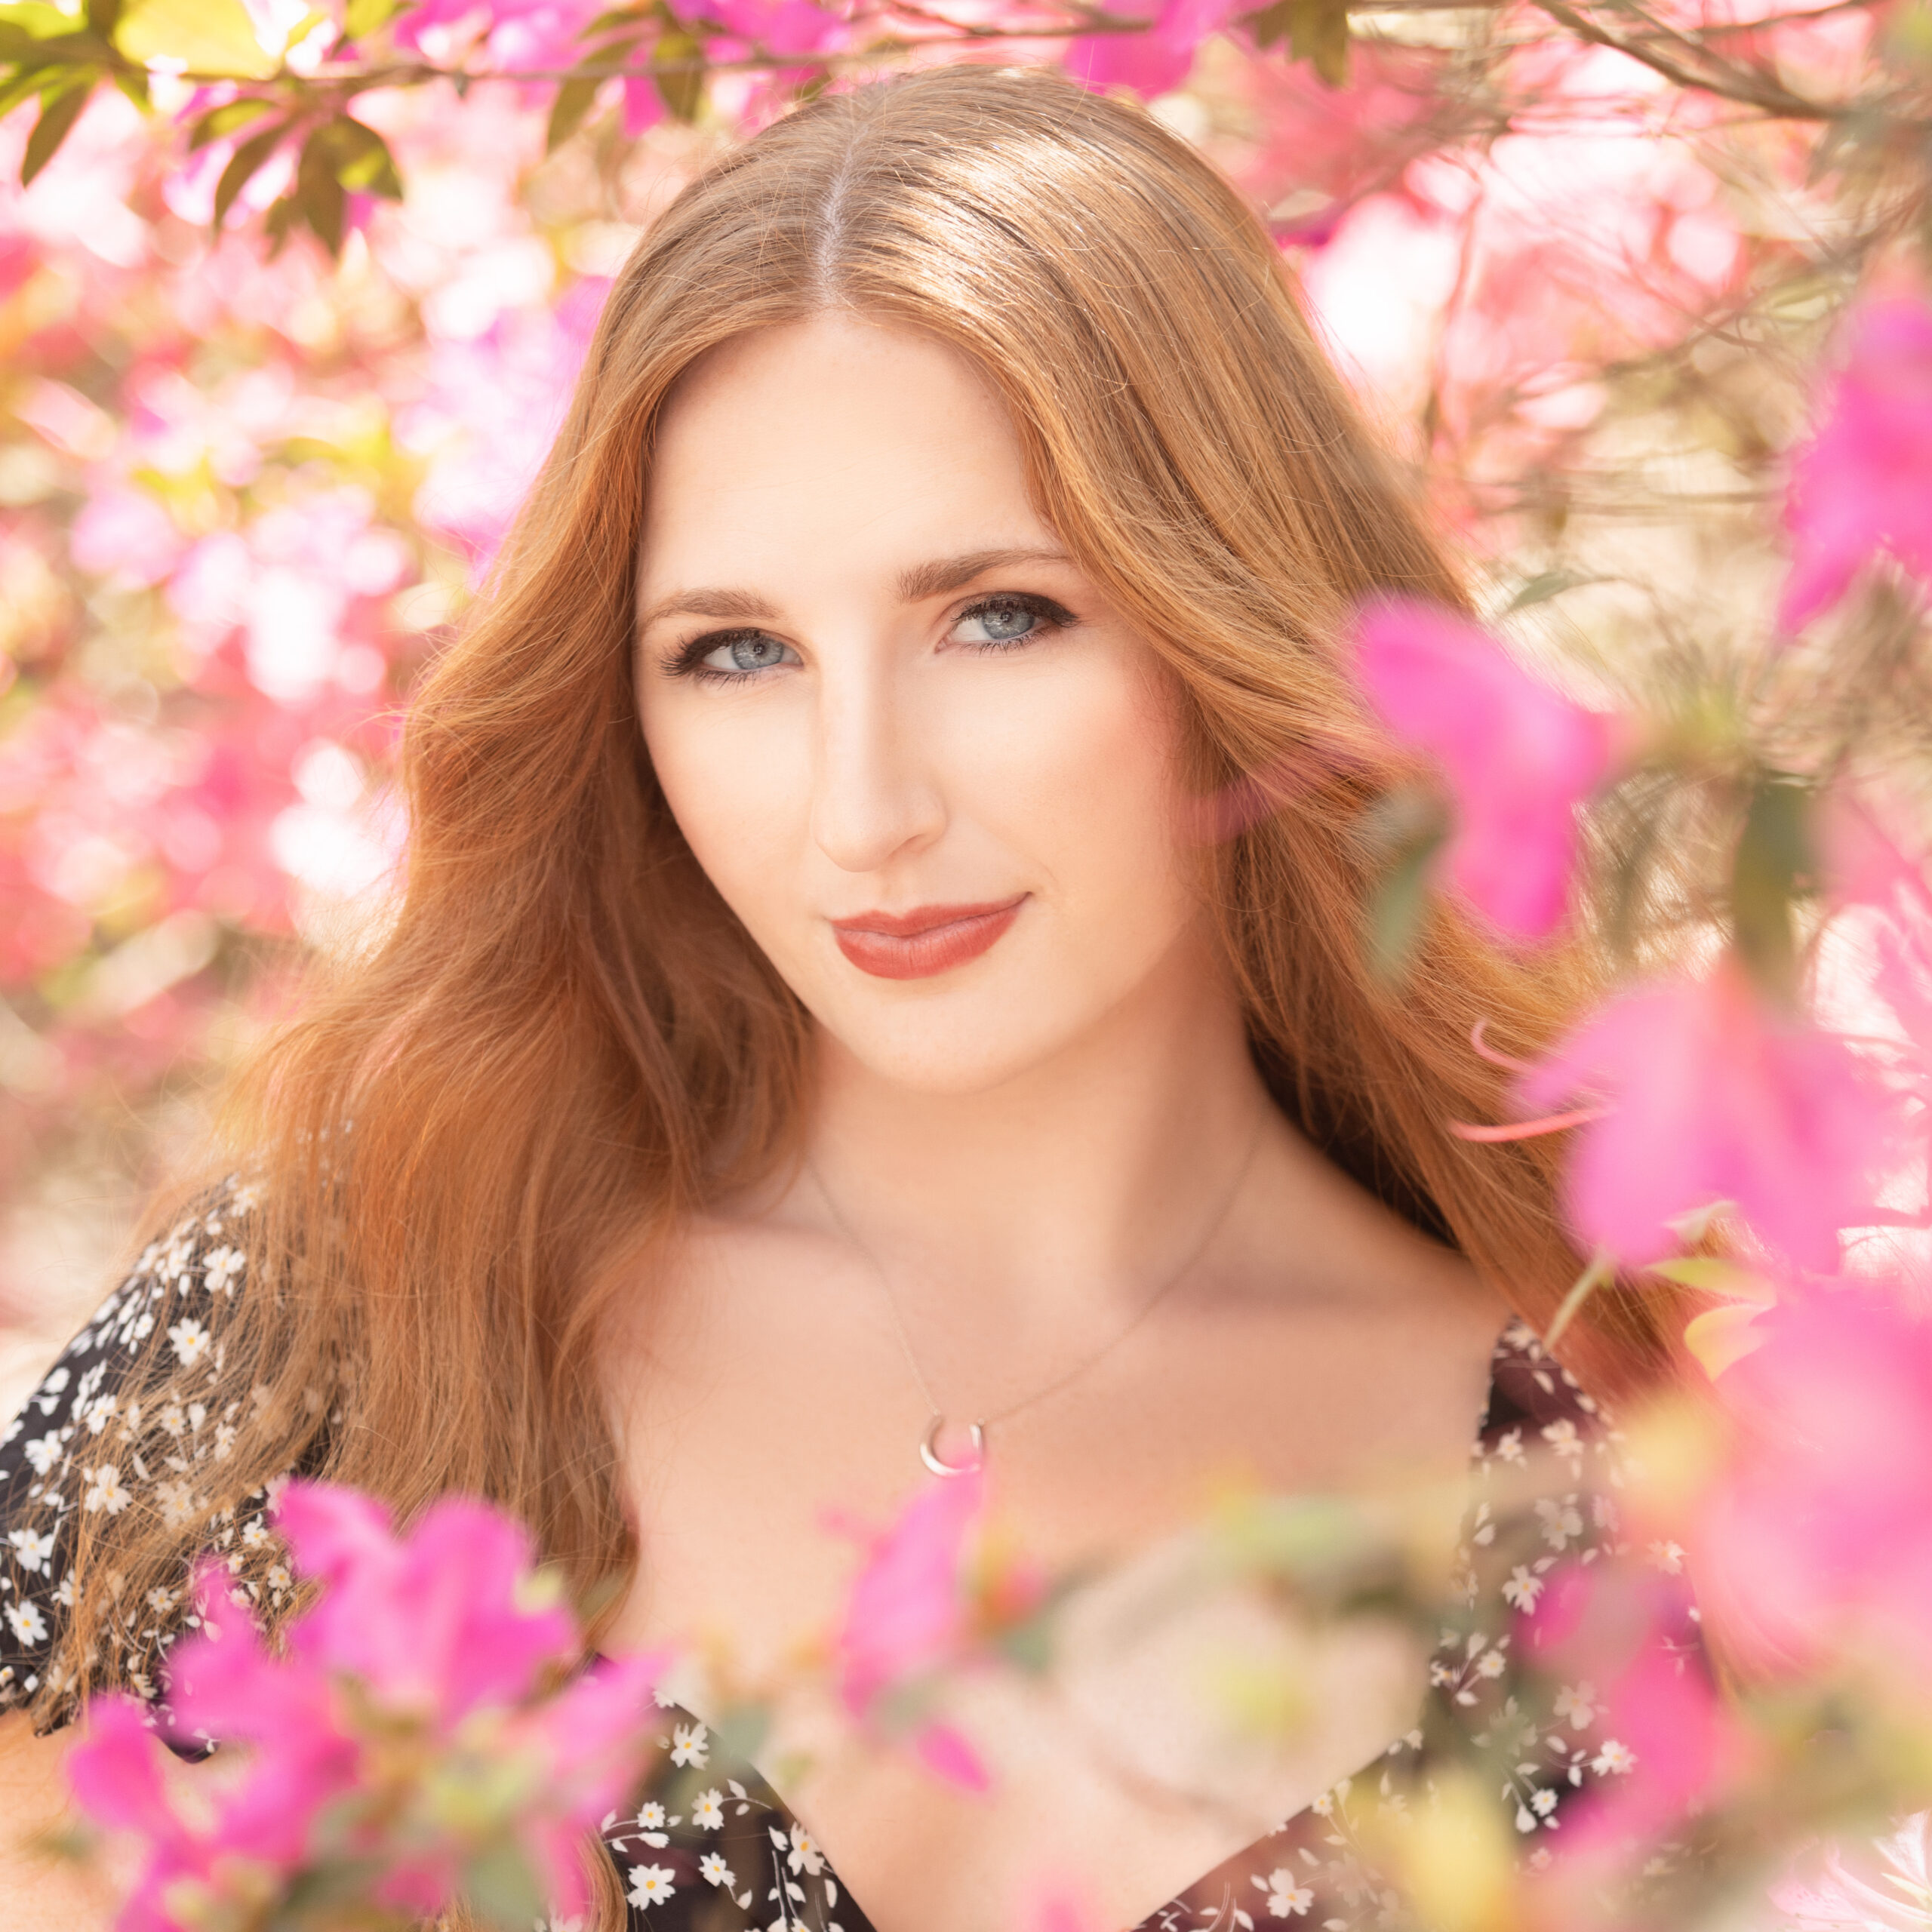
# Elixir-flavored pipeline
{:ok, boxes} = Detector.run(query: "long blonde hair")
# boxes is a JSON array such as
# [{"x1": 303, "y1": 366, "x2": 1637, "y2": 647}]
[{"x1": 48, "y1": 63, "x2": 1669, "y2": 1749}]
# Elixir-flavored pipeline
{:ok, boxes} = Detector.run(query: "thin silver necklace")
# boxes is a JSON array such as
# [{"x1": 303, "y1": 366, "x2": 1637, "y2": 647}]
[{"x1": 807, "y1": 1105, "x2": 1268, "y2": 1478}]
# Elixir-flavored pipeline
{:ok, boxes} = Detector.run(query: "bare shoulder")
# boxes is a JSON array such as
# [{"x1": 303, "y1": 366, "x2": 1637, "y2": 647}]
[{"x1": 1238, "y1": 1110, "x2": 1509, "y2": 1332}]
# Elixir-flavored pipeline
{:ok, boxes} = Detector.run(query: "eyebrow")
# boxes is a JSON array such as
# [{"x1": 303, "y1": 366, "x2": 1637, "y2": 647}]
[{"x1": 635, "y1": 546, "x2": 1075, "y2": 632}]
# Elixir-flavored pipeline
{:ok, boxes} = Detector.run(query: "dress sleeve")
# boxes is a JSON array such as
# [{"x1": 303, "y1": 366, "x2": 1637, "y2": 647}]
[{"x1": 0, "y1": 1177, "x2": 306, "y2": 1731}]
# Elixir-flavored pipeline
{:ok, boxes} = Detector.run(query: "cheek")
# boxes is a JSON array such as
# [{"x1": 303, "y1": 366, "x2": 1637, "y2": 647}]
[
  {"x1": 638, "y1": 696, "x2": 814, "y2": 928},
  {"x1": 960, "y1": 653, "x2": 1195, "y2": 917}
]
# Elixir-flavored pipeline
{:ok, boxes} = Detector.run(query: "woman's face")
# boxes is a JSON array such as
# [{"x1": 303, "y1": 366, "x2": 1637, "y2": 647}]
[{"x1": 635, "y1": 315, "x2": 1212, "y2": 1095}]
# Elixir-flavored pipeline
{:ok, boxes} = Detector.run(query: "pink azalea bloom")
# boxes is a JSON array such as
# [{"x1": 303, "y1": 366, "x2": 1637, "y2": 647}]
[
  {"x1": 1518, "y1": 1561, "x2": 1741, "y2": 1921},
  {"x1": 832, "y1": 1469, "x2": 991, "y2": 1790},
  {"x1": 69, "y1": 486, "x2": 185, "y2": 588},
  {"x1": 1697, "y1": 1287, "x2": 1932, "y2": 1690},
  {"x1": 273, "y1": 1483, "x2": 578, "y2": 1721},
  {"x1": 1066, "y1": 0, "x2": 1233, "y2": 98},
  {"x1": 1780, "y1": 296, "x2": 1932, "y2": 632},
  {"x1": 1352, "y1": 595, "x2": 1614, "y2": 941},
  {"x1": 70, "y1": 1481, "x2": 665, "y2": 1928},
  {"x1": 834, "y1": 1469, "x2": 983, "y2": 1715},
  {"x1": 1517, "y1": 961, "x2": 1897, "y2": 1270},
  {"x1": 709, "y1": 0, "x2": 847, "y2": 56}
]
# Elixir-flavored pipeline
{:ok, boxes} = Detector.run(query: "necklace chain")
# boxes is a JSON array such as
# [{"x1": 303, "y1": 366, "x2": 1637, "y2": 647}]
[{"x1": 807, "y1": 1105, "x2": 1267, "y2": 1475}]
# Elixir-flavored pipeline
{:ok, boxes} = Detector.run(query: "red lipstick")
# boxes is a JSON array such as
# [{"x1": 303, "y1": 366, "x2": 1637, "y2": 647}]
[{"x1": 831, "y1": 896, "x2": 1026, "y2": 981}]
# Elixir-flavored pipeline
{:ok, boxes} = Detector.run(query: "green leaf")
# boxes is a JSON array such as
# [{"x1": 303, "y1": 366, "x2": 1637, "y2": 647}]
[
  {"x1": 1244, "y1": 0, "x2": 1292, "y2": 47},
  {"x1": 295, "y1": 125, "x2": 346, "y2": 251},
  {"x1": 0, "y1": 65, "x2": 57, "y2": 121},
  {"x1": 342, "y1": 0, "x2": 397, "y2": 36},
  {"x1": 653, "y1": 26, "x2": 702, "y2": 120},
  {"x1": 1358, "y1": 783, "x2": 1450, "y2": 986},
  {"x1": 1502, "y1": 569, "x2": 1584, "y2": 614},
  {"x1": 110, "y1": 61, "x2": 145, "y2": 104},
  {"x1": 309, "y1": 112, "x2": 401, "y2": 195},
  {"x1": 0, "y1": 4, "x2": 87, "y2": 42},
  {"x1": 1730, "y1": 774, "x2": 1813, "y2": 1000},
  {"x1": 189, "y1": 94, "x2": 275, "y2": 147},
  {"x1": 20, "y1": 75, "x2": 91, "y2": 184},
  {"x1": 1287, "y1": 0, "x2": 1347, "y2": 86},
  {"x1": 546, "y1": 72, "x2": 599, "y2": 151},
  {"x1": 83, "y1": 0, "x2": 119, "y2": 38},
  {"x1": 1644, "y1": 1255, "x2": 1777, "y2": 1303},
  {"x1": 212, "y1": 116, "x2": 287, "y2": 227},
  {"x1": 459, "y1": 1844, "x2": 547, "y2": 1932},
  {"x1": 115, "y1": 0, "x2": 275, "y2": 76}
]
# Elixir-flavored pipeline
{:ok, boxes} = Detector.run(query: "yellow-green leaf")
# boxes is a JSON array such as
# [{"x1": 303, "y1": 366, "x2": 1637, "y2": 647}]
[
  {"x1": 1684, "y1": 1301, "x2": 1770, "y2": 1380},
  {"x1": 1646, "y1": 1255, "x2": 1778, "y2": 1303},
  {"x1": 116, "y1": 0, "x2": 275, "y2": 77}
]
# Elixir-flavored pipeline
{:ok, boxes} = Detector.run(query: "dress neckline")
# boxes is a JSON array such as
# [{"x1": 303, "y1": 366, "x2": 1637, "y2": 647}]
[{"x1": 598, "y1": 1315, "x2": 1546, "y2": 1931}]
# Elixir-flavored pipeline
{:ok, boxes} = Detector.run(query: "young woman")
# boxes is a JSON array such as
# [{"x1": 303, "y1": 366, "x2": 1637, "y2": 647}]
[{"x1": 0, "y1": 63, "x2": 1678, "y2": 1932}]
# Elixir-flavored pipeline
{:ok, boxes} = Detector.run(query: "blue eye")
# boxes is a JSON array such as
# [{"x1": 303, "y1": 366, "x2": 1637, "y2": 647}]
[
  {"x1": 691, "y1": 632, "x2": 798, "y2": 678},
  {"x1": 952, "y1": 594, "x2": 1072, "y2": 648}
]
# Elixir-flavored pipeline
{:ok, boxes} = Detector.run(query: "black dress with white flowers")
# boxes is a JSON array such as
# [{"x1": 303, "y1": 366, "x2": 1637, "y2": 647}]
[{"x1": 1, "y1": 1186, "x2": 1703, "y2": 1932}]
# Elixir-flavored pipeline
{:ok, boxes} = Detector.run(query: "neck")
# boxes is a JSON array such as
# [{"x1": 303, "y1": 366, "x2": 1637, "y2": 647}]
[{"x1": 798, "y1": 929, "x2": 1272, "y2": 1349}]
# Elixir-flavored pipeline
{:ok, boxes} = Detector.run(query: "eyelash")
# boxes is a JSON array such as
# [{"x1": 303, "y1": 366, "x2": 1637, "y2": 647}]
[{"x1": 665, "y1": 592, "x2": 1078, "y2": 686}]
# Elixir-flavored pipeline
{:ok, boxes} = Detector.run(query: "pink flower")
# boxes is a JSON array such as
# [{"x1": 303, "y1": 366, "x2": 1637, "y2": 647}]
[
  {"x1": 1517, "y1": 1560, "x2": 1741, "y2": 1922},
  {"x1": 1352, "y1": 595, "x2": 1614, "y2": 941},
  {"x1": 831, "y1": 1469, "x2": 991, "y2": 1791},
  {"x1": 1697, "y1": 1287, "x2": 1932, "y2": 1691},
  {"x1": 1780, "y1": 296, "x2": 1932, "y2": 632},
  {"x1": 1517, "y1": 961, "x2": 1896, "y2": 1270},
  {"x1": 69, "y1": 1481, "x2": 666, "y2": 1927},
  {"x1": 708, "y1": 0, "x2": 846, "y2": 56},
  {"x1": 69, "y1": 487, "x2": 185, "y2": 588},
  {"x1": 835, "y1": 1469, "x2": 982, "y2": 1712},
  {"x1": 1066, "y1": 0, "x2": 1233, "y2": 98}
]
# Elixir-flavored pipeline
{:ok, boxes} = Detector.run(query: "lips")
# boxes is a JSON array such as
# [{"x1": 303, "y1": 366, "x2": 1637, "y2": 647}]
[{"x1": 830, "y1": 895, "x2": 1027, "y2": 981}]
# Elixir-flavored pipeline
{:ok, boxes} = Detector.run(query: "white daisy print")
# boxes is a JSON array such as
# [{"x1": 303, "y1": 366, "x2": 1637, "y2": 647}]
[
  {"x1": 669, "y1": 1721, "x2": 709, "y2": 1767},
  {"x1": 7, "y1": 1527, "x2": 54, "y2": 1575},
  {"x1": 788, "y1": 1823, "x2": 825, "y2": 1875},
  {"x1": 201, "y1": 1247, "x2": 245, "y2": 1294},
  {"x1": 155, "y1": 1479, "x2": 198, "y2": 1527},
  {"x1": 1501, "y1": 1565, "x2": 1544, "y2": 1611},
  {"x1": 5, "y1": 1600, "x2": 48, "y2": 1647},
  {"x1": 1534, "y1": 1496, "x2": 1583, "y2": 1552},
  {"x1": 691, "y1": 1789, "x2": 726, "y2": 1829},
  {"x1": 22, "y1": 1433, "x2": 60, "y2": 1477},
  {"x1": 167, "y1": 1318, "x2": 211, "y2": 1368},
  {"x1": 1591, "y1": 1739, "x2": 1637, "y2": 1775},
  {"x1": 84, "y1": 1465, "x2": 130, "y2": 1514},
  {"x1": 1552, "y1": 1681, "x2": 1597, "y2": 1729},
  {"x1": 698, "y1": 1851, "x2": 735, "y2": 1887},
  {"x1": 1258, "y1": 1869, "x2": 1314, "y2": 1917},
  {"x1": 625, "y1": 1865, "x2": 675, "y2": 1908}
]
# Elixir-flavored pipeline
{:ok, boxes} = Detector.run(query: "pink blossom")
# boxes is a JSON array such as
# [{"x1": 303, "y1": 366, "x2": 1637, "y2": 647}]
[
  {"x1": 1517, "y1": 961, "x2": 1897, "y2": 1269},
  {"x1": 832, "y1": 1469, "x2": 991, "y2": 1790},
  {"x1": 69, "y1": 487, "x2": 185, "y2": 587},
  {"x1": 1066, "y1": 0, "x2": 1233, "y2": 97},
  {"x1": 69, "y1": 1481, "x2": 666, "y2": 1927},
  {"x1": 1516, "y1": 1559, "x2": 1741, "y2": 1926},
  {"x1": 1352, "y1": 595, "x2": 1614, "y2": 940},
  {"x1": 708, "y1": 0, "x2": 848, "y2": 56},
  {"x1": 1780, "y1": 296, "x2": 1932, "y2": 632},
  {"x1": 1697, "y1": 1287, "x2": 1932, "y2": 1690}
]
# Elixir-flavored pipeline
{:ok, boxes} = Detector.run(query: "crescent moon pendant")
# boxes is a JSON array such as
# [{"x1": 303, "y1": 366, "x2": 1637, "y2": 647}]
[{"x1": 919, "y1": 1417, "x2": 986, "y2": 1478}]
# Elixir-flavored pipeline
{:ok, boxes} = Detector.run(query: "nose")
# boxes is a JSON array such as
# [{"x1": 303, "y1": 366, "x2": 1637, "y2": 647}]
[{"x1": 808, "y1": 652, "x2": 946, "y2": 875}]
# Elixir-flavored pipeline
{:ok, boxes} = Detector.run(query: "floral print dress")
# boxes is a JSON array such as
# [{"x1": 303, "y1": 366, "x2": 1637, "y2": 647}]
[{"x1": 1, "y1": 1186, "x2": 1703, "y2": 1931}]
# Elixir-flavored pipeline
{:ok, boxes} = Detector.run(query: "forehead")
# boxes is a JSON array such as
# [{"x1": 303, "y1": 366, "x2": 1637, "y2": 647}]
[{"x1": 638, "y1": 315, "x2": 1054, "y2": 592}]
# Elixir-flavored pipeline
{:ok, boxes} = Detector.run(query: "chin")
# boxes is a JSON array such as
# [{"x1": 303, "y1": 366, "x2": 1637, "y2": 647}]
[{"x1": 811, "y1": 987, "x2": 1100, "y2": 1097}]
